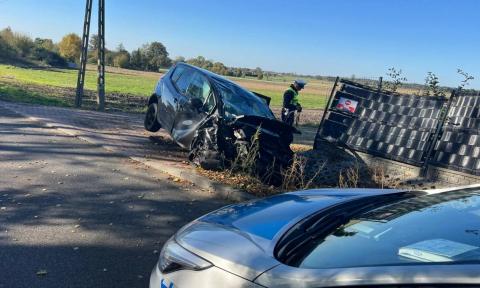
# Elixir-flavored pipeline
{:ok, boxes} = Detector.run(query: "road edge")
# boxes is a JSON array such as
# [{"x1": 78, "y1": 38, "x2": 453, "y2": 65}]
[{"x1": 0, "y1": 101, "x2": 254, "y2": 202}]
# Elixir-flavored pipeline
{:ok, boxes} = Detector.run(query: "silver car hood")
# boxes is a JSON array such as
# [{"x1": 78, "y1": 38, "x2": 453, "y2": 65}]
[
  {"x1": 255, "y1": 263, "x2": 480, "y2": 287},
  {"x1": 175, "y1": 188, "x2": 404, "y2": 281},
  {"x1": 176, "y1": 221, "x2": 279, "y2": 281}
]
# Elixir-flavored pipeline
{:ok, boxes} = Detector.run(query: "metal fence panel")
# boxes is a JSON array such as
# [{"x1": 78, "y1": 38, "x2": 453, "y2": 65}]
[
  {"x1": 431, "y1": 94, "x2": 480, "y2": 175},
  {"x1": 315, "y1": 80, "x2": 446, "y2": 166}
]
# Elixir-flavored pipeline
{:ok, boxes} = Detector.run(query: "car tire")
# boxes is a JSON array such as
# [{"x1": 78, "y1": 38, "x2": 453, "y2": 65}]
[{"x1": 144, "y1": 103, "x2": 161, "y2": 132}]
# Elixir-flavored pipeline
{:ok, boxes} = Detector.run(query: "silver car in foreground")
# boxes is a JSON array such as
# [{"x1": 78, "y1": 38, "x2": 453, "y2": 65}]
[{"x1": 150, "y1": 186, "x2": 480, "y2": 287}]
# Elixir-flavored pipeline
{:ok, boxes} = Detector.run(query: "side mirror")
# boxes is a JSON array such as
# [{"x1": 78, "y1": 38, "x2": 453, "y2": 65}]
[{"x1": 189, "y1": 98, "x2": 203, "y2": 110}]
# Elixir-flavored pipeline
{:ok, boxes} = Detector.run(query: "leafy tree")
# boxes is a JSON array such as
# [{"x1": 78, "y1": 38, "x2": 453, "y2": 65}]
[
  {"x1": 34, "y1": 38, "x2": 56, "y2": 52},
  {"x1": 114, "y1": 52, "x2": 130, "y2": 68},
  {"x1": 129, "y1": 49, "x2": 144, "y2": 70},
  {"x1": 58, "y1": 33, "x2": 82, "y2": 62},
  {"x1": 143, "y1": 42, "x2": 171, "y2": 71},
  {"x1": 31, "y1": 46, "x2": 67, "y2": 66},
  {"x1": 187, "y1": 56, "x2": 208, "y2": 68},
  {"x1": 0, "y1": 28, "x2": 34, "y2": 57},
  {"x1": 255, "y1": 67, "x2": 263, "y2": 80},
  {"x1": 86, "y1": 34, "x2": 99, "y2": 63},
  {"x1": 0, "y1": 27, "x2": 15, "y2": 47},
  {"x1": 105, "y1": 49, "x2": 115, "y2": 66},
  {"x1": 13, "y1": 35, "x2": 34, "y2": 57},
  {"x1": 211, "y1": 61, "x2": 228, "y2": 75},
  {"x1": 173, "y1": 56, "x2": 185, "y2": 64},
  {"x1": 0, "y1": 35, "x2": 15, "y2": 60},
  {"x1": 385, "y1": 67, "x2": 407, "y2": 92},
  {"x1": 232, "y1": 67, "x2": 243, "y2": 77},
  {"x1": 89, "y1": 34, "x2": 99, "y2": 51},
  {"x1": 457, "y1": 69, "x2": 474, "y2": 90},
  {"x1": 423, "y1": 72, "x2": 445, "y2": 97}
]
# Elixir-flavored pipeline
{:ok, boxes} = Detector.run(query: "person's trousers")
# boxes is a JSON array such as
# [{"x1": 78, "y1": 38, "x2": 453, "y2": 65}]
[{"x1": 281, "y1": 108, "x2": 295, "y2": 126}]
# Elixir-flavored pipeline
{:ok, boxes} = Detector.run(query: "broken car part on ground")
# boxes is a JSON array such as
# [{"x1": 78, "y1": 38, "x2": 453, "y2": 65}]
[{"x1": 144, "y1": 63, "x2": 299, "y2": 184}]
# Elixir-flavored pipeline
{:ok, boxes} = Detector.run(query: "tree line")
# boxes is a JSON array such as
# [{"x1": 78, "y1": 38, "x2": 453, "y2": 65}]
[
  {"x1": 0, "y1": 27, "x2": 275, "y2": 80},
  {"x1": 0, "y1": 27, "x2": 67, "y2": 66}
]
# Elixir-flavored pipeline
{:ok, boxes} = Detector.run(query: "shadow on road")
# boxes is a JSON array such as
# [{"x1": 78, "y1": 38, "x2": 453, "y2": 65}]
[{"x1": 0, "y1": 107, "x2": 226, "y2": 287}]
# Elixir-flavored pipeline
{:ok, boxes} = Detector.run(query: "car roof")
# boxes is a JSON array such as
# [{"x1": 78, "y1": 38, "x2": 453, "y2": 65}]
[{"x1": 175, "y1": 62, "x2": 244, "y2": 88}]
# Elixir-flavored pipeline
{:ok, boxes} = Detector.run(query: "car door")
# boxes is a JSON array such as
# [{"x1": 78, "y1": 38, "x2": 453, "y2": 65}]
[
  {"x1": 157, "y1": 65, "x2": 189, "y2": 131},
  {"x1": 171, "y1": 70, "x2": 216, "y2": 148}
]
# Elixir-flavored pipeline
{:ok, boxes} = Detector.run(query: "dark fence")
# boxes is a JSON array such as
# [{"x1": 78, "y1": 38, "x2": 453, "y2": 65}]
[
  {"x1": 430, "y1": 93, "x2": 480, "y2": 175},
  {"x1": 314, "y1": 79, "x2": 480, "y2": 177},
  {"x1": 315, "y1": 80, "x2": 446, "y2": 166}
]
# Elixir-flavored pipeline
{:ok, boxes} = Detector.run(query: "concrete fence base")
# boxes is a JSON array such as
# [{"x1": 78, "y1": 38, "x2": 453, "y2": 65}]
[{"x1": 354, "y1": 151, "x2": 480, "y2": 188}]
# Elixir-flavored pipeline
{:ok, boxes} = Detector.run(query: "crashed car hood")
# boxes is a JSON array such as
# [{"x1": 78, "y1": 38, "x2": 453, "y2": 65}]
[
  {"x1": 229, "y1": 115, "x2": 301, "y2": 135},
  {"x1": 175, "y1": 189, "x2": 402, "y2": 281}
]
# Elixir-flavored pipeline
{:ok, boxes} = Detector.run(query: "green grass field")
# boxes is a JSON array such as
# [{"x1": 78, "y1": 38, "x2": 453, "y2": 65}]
[
  {"x1": 0, "y1": 64, "x2": 331, "y2": 109},
  {"x1": 0, "y1": 64, "x2": 159, "y2": 96}
]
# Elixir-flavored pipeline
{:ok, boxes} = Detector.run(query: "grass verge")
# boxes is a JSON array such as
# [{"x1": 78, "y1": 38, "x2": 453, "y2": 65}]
[
  {"x1": 0, "y1": 80, "x2": 71, "y2": 107},
  {"x1": 0, "y1": 63, "x2": 331, "y2": 109}
]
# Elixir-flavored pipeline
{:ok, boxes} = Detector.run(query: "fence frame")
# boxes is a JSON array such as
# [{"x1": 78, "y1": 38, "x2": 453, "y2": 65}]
[
  {"x1": 421, "y1": 89, "x2": 457, "y2": 176},
  {"x1": 314, "y1": 78, "x2": 451, "y2": 167}
]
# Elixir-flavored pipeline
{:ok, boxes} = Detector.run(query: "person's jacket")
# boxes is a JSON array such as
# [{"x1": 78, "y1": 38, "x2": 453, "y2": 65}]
[{"x1": 283, "y1": 84, "x2": 299, "y2": 110}]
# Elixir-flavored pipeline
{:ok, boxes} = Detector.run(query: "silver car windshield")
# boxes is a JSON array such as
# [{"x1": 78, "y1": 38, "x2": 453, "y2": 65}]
[
  {"x1": 287, "y1": 189, "x2": 480, "y2": 269},
  {"x1": 212, "y1": 78, "x2": 274, "y2": 119}
]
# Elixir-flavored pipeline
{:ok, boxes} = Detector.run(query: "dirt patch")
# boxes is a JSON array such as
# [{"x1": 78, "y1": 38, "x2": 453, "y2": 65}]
[{"x1": 271, "y1": 107, "x2": 324, "y2": 126}]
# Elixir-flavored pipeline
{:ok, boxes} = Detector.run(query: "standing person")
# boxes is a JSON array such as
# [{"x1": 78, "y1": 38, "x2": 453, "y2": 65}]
[{"x1": 282, "y1": 79, "x2": 306, "y2": 126}]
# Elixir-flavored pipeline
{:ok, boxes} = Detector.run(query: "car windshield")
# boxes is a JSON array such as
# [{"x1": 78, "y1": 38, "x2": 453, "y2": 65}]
[
  {"x1": 281, "y1": 189, "x2": 480, "y2": 269},
  {"x1": 212, "y1": 77, "x2": 274, "y2": 119}
]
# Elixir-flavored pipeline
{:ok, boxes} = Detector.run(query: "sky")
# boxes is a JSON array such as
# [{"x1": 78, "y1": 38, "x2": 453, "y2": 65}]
[{"x1": 0, "y1": 0, "x2": 479, "y2": 88}]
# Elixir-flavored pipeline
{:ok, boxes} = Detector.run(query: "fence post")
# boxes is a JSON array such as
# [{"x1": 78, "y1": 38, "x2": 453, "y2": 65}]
[
  {"x1": 421, "y1": 89, "x2": 457, "y2": 177},
  {"x1": 314, "y1": 76, "x2": 340, "y2": 149},
  {"x1": 378, "y1": 76, "x2": 383, "y2": 91}
]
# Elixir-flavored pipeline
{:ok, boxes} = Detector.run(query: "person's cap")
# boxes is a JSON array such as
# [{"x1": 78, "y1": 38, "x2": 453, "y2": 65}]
[{"x1": 294, "y1": 79, "x2": 307, "y2": 89}]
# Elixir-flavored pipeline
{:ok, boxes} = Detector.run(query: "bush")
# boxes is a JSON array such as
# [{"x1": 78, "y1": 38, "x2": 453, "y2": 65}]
[
  {"x1": 0, "y1": 27, "x2": 68, "y2": 67},
  {"x1": 0, "y1": 35, "x2": 16, "y2": 60},
  {"x1": 0, "y1": 27, "x2": 34, "y2": 60},
  {"x1": 31, "y1": 47, "x2": 67, "y2": 67},
  {"x1": 13, "y1": 34, "x2": 34, "y2": 57},
  {"x1": 114, "y1": 52, "x2": 130, "y2": 68}
]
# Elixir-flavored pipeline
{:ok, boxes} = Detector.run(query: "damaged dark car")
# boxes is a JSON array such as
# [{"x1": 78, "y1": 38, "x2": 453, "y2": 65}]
[{"x1": 144, "y1": 63, "x2": 299, "y2": 183}]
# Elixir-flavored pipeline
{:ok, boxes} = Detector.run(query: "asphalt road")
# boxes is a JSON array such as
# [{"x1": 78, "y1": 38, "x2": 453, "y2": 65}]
[{"x1": 0, "y1": 107, "x2": 228, "y2": 287}]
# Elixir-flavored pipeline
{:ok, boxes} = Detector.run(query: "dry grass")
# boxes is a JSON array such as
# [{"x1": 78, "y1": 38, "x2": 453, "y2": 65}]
[
  {"x1": 370, "y1": 165, "x2": 402, "y2": 189},
  {"x1": 281, "y1": 154, "x2": 325, "y2": 191},
  {"x1": 338, "y1": 164, "x2": 360, "y2": 188}
]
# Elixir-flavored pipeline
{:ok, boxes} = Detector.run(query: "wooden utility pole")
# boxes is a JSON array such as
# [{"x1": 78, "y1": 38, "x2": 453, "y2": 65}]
[{"x1": 75, "y1": 0, "x2": 106, "y2": 111}]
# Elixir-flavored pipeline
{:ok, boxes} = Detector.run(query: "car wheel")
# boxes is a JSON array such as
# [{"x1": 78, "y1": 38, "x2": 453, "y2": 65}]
[{"x1": 144, "y1": 103, "x2": 161, "y2": 132}]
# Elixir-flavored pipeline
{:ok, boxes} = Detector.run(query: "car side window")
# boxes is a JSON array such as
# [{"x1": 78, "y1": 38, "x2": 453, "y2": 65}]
[
  {"x1": 171, "y1": 65, "x2": 185, "y2": 83},
  {"x1": 174, "y1": 68, "x2": 194, "y2": 95},
  {"x1": 186, "y1": 72, "x2": 211, "y2": 100},
  {"x1": 186, "y1": 72, "x2": 215, "y2": 112}
]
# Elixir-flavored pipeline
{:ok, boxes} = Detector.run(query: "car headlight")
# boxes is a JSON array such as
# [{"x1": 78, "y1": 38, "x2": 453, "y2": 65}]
[{"x1": 158, "y1": 237, "x2": 213, "y2": 274}]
